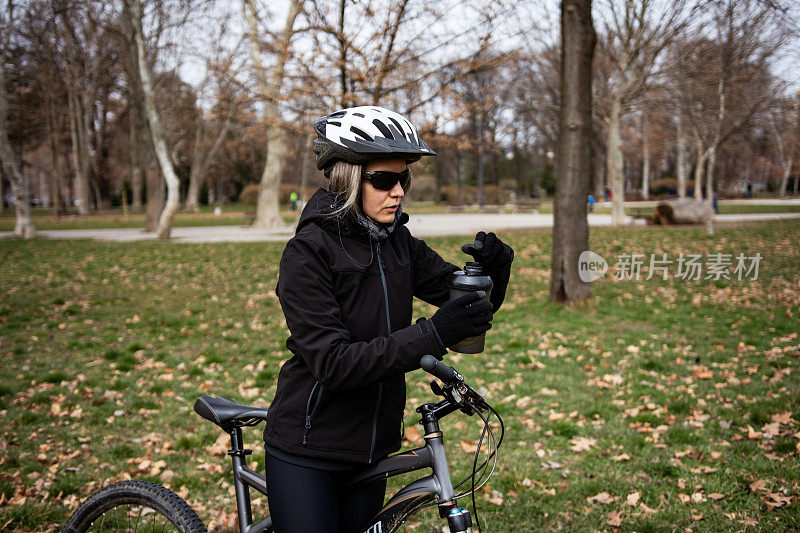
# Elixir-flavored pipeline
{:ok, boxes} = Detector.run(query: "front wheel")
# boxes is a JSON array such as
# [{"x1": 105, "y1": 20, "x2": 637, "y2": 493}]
[{"x1": 63, "y1": 480, "x2": 207, "y2": 533}]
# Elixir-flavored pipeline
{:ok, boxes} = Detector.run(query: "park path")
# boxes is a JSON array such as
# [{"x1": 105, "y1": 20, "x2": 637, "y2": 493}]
[{"x1": 2, "y1": 211, "x2": 800, "y2": 243}]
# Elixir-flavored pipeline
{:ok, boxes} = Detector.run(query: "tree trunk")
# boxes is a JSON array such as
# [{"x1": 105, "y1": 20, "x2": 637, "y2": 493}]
[
  {"x1": 145, "y1": 165, "x2": 163, "y2": 231},
  {"x1": 129, "y1": 100, "x2": 145, "y2": 213},
  {"x1": 476, "y1": 111, "x2": 486, "y2": 208},
  {"x1": 607, "y1": 97, "x2": 625, "y2": 224},
  {"x1": 242, "y1": 0, "x2": 301, "y2": 229},
  {"x1": 184, "y1": 123, "x2": 205, "y2": 213},
  {"x1": 641, "y1": 113, "x2": 650, "y2": 199},
  {"x1": 778, "y1": 160, "x2": 793, "y2": 198},
  {"x1": 550, "y1": 0, "x2": 595, "y2": 305},
  {"x1": 299, "y1": 133, "x2": 313, "y2": 210},
  {"x1": 67, "y1": 90, "x2": 91, "y2": 215},
  {"x1": 705, "y1": 144, "x2": 717, "y2": 207},
  {"x1": 253, "y1": 125, "x2": 286, "y2": 228},
  {"x1": 337, "y1": 0, "x2": 349, "y2": 107},
  {"x1": 49, "y1": 123, "x2": 65, "y2": 216},
  {"x1": 129, "y1": 0, "x2": 181, "y2": 239},
  {"x1": 0, "y1": 43, "x2": 34, "y2": 237},
  {"x1": 676, "y1": 111, "x2": 687, "y2": 198},
  {"x1": 692, "y1": 134, "x2": 707, "y2": 202}
]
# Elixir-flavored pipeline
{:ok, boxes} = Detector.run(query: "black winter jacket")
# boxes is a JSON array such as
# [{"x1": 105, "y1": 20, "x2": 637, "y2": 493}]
[{"x1": 263, "y1": 188, "x2": 458, "y2": 463}]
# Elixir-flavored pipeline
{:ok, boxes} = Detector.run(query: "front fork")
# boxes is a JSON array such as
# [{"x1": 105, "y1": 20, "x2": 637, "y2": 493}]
[{"x1": 447, "y1": 507, "x2": 474, "y2": 533}]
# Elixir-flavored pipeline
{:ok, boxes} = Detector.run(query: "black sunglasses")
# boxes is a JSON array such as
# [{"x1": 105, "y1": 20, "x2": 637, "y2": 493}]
[{"x1": 362, "y1": 169, "x2": 411, "y2": 191}]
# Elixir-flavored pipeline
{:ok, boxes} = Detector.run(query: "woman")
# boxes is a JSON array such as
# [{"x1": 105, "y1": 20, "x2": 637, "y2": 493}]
[{"x1": 263, "y1": 106, "x2": 514, "y2": 532}]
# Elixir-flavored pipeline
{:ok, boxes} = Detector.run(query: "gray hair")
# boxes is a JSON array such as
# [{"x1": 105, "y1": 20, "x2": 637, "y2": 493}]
[
  {"x1": 326, "y1": 160, "x2": 413, "y2": 219},
  {"x1": 327, "y1": 161, "x2": 363, "y2": 218}
]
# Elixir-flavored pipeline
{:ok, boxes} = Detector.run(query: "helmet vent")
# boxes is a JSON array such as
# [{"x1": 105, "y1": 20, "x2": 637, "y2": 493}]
[
  {"x1": 372, "y1": 119, "x2": 394, "y2": 139},
  {"x1": 388, "y1": 117, "x2": 411, "y2": 143},
  {"x1": 329, "y1": 111, "x2": 347, "y2": 118},
  {"x1": 350, "y1": 126, "x2": 373, "y2": 141},
  {"x1": 353, "y1": 112, "x2": 365, "y2": 118}
]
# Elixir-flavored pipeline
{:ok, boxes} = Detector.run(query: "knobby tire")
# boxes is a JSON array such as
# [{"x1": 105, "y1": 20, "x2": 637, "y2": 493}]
[{"x1": 63, "y1": 480, "x2": 207, "y2": 533}]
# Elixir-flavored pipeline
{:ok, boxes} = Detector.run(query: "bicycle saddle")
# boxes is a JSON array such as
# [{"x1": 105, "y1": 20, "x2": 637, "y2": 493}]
[{"x1": 194, "y1": 395, "x2": 269, "y2": 431}]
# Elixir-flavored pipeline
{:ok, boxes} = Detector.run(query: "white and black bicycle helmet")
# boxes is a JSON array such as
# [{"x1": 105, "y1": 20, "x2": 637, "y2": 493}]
[{"x1": 312, "y1": 106, "x2": 436, "y2": 171}]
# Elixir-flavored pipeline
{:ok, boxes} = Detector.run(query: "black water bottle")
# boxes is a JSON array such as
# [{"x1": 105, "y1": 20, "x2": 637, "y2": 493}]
[{"x1": 447, "y1": 261, "x2": 493, "y2": 354}]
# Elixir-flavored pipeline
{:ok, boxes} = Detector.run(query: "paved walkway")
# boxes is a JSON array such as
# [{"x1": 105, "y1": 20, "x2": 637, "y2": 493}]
[{"x1": 3, "y1": 212, "x2": 800, "y2": 243}]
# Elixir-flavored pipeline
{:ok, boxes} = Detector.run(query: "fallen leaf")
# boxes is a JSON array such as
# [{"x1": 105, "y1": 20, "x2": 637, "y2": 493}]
[
  {"x1": 640, "y1": 502, "x2": 658, "y2": 514},
  {"x1": 764, "y1": 493, "x2": 792, "y2": 510},
  {"x1": 771, "y1": 412, "x2": 792, "y2": 424},
  {"x1": 761, "y1": 422, "x2": 781, "y2": 435},
  {"x1": 460, "y1": 440, "x2": 479, "y2": 453},
  {"x1": 749, "y1": 480, "x2": 768, "y2": 493},
  {"x1": 587, "y1": 492, "x2": 617, "y2": 505},
  {"x1": 607, "y1": 510, "x2": 623, "y2": 527},
  {"x1": 709, "y1": 493, "x2": 725, "y2": 500},
  {"x1": 747, "y1": 426, "x2": 763, "y2": 440},
  {"x1": 487, "y1": 489, "x2": 504, "y2": 506},
  {"x1": 403, "y1": 425, "x2": 422, "y2": 445},
  {"x1": 693, "y1": 367, "x2": 713, "y2": 379},
  {"x1": 691, "y1": 492, "x2": 706, "y2": 503},
  {"x1": 570, "y1": 436, "x2": 597, "y2": 452},
  {"x1": 540, "y1": 460, "x2": 562, "y2": 470},
  {"x1": 612, "y1": 453, "x2": 631, "y2": 462},
  {"x1": 626, "y1": 491, "x2": 641, "y2": 506}
]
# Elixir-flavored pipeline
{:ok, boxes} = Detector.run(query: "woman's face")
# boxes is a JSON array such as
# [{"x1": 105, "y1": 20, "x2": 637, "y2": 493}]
[{"x1": 361, "y1": 159, "x2": 407, "y2": 224}]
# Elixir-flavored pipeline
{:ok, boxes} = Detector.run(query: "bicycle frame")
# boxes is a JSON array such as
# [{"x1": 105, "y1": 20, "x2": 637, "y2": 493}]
[{"x1": 226, "y1": 399, "x2": 469, "y2": 533}]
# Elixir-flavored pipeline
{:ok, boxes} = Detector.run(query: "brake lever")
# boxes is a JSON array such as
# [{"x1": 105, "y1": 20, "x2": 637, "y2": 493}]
[{"x1": 429, "y1": 380, "x2": 446, "y2": 398}]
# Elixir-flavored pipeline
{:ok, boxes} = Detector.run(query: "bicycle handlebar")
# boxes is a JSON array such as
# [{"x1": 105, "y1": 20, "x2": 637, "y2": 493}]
[{"x1": 420, "y1": 355, "x2": 464, "y2": 384}]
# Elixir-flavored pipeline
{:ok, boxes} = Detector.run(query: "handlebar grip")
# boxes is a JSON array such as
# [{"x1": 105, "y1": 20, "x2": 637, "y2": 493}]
[{"x1": 421, "y1": 355, "x2": 463, "y2": 384}]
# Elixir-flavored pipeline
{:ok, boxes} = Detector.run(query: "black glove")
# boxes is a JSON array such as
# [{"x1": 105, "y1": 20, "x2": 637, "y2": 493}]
[
  {"x1": 462, "y1": 232, "x2": 514, "y2": 312},
  {"x1": 430, "y1": 291, "x2": 493, "y2": 349}
]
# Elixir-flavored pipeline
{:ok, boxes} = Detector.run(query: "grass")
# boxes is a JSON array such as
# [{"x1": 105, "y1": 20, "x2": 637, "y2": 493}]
[{"x1": 0, "y1": 218, "x2": 798, "y2": 531}]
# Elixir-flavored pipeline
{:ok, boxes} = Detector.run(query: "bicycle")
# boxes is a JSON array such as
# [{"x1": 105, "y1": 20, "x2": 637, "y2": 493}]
[{"x1": 63, "y1": 355, "x2": 504, "y2": 533}]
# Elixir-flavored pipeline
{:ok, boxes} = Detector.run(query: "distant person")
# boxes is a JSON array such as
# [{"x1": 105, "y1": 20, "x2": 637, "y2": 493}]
[
  {"x1": 747, "y1": 182, "x2": 752, "y2": 199},
  {"x1": 587, "y1": 194, "x2": 595, "y2": 212},
  {"x1": 668, "y1": 184, "x2": 676, "y2": 197},
  {"x1": 713, "y1": 192, "x2": 719, "y2": 214},
  {"x1": 289, "y1": 191, "x2": 299, "y2": 211},
  {"x1": 604, "y1": 186, "x2": 611, "y2": 202}
]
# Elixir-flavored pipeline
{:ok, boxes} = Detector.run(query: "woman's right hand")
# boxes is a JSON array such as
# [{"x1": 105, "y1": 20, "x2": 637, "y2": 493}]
[{"x1": 430, "y1": 291, "x2": 493, "y2": 348}]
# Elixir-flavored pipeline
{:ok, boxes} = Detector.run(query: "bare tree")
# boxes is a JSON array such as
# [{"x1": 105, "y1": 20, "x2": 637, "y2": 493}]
[
  {"x1": 675, "y1": 0, "x2": 791, "y2": 207},
  {"x1": 550, "y1": 0, "x2": 596, "y2": 304},
  {"x1": 770, "y1": 93, "x2": 799, "y2": 198},
  {"x1": 242, "y1": 0, "x2": 302, "y2": 229},
  {"x1": 595, "y1": 0, "x2": 696, "y2": 225},
  {"x1": 0, "y1": 0, "x2": 34, "y2": 237},
  {"x1": 125, "y1": 0, "x2": 183, "y2": 238}
]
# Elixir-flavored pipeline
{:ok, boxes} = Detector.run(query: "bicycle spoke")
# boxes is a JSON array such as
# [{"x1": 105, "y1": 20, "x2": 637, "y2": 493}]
[{"x1": 133, "y1": 504, "x2": 143, "y2": 532}]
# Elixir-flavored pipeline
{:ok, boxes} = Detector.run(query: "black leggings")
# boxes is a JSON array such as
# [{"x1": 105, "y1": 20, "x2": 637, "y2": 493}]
[{"x1": 265, "y1": 452, "x2": 387, "y2": 533}]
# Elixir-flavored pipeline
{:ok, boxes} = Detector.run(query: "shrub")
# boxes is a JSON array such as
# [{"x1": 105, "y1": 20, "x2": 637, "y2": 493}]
[{"x1": 238, "y1": 183, "x2": 260, "y2": 206}]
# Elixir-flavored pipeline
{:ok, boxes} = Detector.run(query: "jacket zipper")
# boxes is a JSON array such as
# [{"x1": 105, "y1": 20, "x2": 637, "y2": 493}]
[
  {"x1": 369, "y1": 240, "x2": 392, "y2": 462},
  {"x1": 302, "y1": 381, "x2": 324, "y2": 446}
]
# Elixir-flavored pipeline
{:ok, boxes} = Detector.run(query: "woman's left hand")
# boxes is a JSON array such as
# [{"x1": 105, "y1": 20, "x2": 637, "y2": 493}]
[{"x1": 462, "y1": 231, "x2": 514, "y2": 273}]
